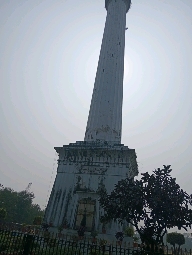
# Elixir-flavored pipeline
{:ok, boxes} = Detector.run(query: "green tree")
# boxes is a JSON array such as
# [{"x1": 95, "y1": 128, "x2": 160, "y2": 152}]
[
  {"x1": 99, "y1": 165, "x2": 192, "y2": 254},
  {"x1": 124, "y1": 226, "x2": 134, "y2": 237},
  {"x1": 167, "y1": 232, "x2": 185, "y2": 255},
  {"x1": 0, "y1": 185, "x2": 18, "y2": 222},
  {"x1": 0, "y1": 208, "x2": 7, "y2": 220},
  {"x1": 15, "y1": 189, "x2": 35, "y2": 223},
  {"x1": 33, "y1": 215, "x2": 43, "y2": 225},
  {"x1": 0, "y1": 183, "x2": 44, "y2": 224}
]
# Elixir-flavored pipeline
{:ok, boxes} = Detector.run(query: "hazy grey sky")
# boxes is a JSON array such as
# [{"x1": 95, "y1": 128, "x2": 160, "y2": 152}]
[{"x1": 0, "y1": 0, "x2": 192, "y2": 215}]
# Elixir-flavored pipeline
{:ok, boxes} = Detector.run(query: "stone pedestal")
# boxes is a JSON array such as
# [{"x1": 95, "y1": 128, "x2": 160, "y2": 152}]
[{"x1": 44, "y1": 141, "x2": 137, "y2": 235}]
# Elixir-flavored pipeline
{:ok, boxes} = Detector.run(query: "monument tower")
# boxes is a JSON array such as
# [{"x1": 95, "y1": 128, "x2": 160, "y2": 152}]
[
  {"x1": 85, "y1": 0, "x2": 129, "y2": 143},
  {"x1": 44, "y1": 0, "x2": 138, "y2": 236}
]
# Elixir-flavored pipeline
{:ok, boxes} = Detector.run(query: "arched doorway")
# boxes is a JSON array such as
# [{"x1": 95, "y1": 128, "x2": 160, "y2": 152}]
[{"x1": 75, "y1": 197, "x2": 96, "y2": 232}]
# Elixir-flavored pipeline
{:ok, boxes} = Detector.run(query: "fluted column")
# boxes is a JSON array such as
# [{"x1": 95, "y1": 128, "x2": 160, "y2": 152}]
[{"x1": 84, "y1": 0, "x2": 131, "y2": 144}]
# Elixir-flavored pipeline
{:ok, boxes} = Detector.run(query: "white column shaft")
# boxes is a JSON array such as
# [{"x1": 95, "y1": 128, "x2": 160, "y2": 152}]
[{"x1": 84, "y1": 0, "x2": 127, "y2": 143}]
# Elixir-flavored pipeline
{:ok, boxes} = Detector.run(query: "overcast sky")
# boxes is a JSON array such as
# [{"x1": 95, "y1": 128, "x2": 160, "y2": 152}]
[{"x1": 0, "y1": 0, "x2": 192, "y2": 224}]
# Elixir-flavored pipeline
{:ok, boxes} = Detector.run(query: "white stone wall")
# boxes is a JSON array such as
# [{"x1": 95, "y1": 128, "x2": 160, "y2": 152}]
[
  {"x1": 84, "y1": 0, "x2": 128, "y2": 143},
  {"x1": 44, "y1": 141, "x2": 138, "y2": 235}
]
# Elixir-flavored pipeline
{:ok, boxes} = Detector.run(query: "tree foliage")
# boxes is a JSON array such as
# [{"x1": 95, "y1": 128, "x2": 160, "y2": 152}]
[
  {"x1": 167, "y1": 232, "x2": 185, "y2": 247},
  {"x1": 0, "y1": 183, "x2": 44, "y2": 224},
  {"x1": 0, "y1": 208, "x2": 7, "y2": 220},
  {"x1": 99, "y1": 165, "x2": 192, "y2": 249},
  {"x1": 124, "y1": 226, "x2": 134, "y2": 237},
  {"x1": 33, "y1": 216, "x2": 43, "y2": 225}
]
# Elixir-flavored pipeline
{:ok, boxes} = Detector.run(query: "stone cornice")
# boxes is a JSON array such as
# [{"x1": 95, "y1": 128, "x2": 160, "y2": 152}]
[{"x1": 54, "y1": 141, "x2": 138, "y2": 176}]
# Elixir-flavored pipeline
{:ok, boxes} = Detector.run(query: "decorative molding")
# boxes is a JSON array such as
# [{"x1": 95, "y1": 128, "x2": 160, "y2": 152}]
[{"x1": 78, "y1": 166, "x2": 108, "y2": 175}]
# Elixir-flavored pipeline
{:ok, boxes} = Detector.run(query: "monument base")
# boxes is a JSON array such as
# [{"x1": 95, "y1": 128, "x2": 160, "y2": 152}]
[{"x1": 44, "y1": 141, "x2": 138, "y2": 236}]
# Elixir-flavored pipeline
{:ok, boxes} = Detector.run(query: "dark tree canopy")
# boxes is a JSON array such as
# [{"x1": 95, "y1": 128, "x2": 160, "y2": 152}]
[
  {"x1": 99, "y1": 165, "x2": 192, "y2": 248},
  {"x1": 167, "y1": 232, "x2": 185, "y2": 255},
  {"x1": 33, "y1": 216, "x2": 43, "y2": 225},
  {"x1": 167, "y1": 232, "x2": 185, "y2": 247},
  {"x1": 0, "y1": 183, "x2": 44, "y2": 224},
  {"x1": 0, "y1": 208, "x2": 7, "y2": 220}
]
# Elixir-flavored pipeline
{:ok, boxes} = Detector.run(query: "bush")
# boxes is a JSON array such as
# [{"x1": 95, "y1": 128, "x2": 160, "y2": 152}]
[
  {"x1": 0, "y1": 243, "x2": 7, "y2": 252},
  {"x1": 0, "y1": 208, "x2": 7, "y2": 220},
  {"x1": 115, "y1": 232, "x2": 124, "y2": 241},
  {"x1": 91, "y1": 230, "x2": 98, "y2": 238},
  {"x1": 124, "y1": 226, "x2": 134, "y2": 237}
]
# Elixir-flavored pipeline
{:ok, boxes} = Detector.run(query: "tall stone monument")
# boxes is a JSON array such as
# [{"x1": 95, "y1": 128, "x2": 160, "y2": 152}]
[{"x1": 44, "y1": 0, "x2": 138, "y2": 236}]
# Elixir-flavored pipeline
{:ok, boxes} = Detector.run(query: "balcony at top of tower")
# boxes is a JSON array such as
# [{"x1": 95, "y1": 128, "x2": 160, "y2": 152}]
[{"x1": 105, "y1": 0, "x2": 132, "y2": 13}]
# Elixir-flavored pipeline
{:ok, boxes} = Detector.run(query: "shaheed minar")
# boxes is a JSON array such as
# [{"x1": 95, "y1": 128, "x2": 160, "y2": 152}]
[{"x1": 44, "y1": 0, "x2": 138, "y2": 237}]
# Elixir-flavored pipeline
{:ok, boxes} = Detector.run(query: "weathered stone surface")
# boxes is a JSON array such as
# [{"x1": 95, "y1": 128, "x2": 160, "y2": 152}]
[{"x1": 44, "y1": 141, "x2": 137, "y2": 234}]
